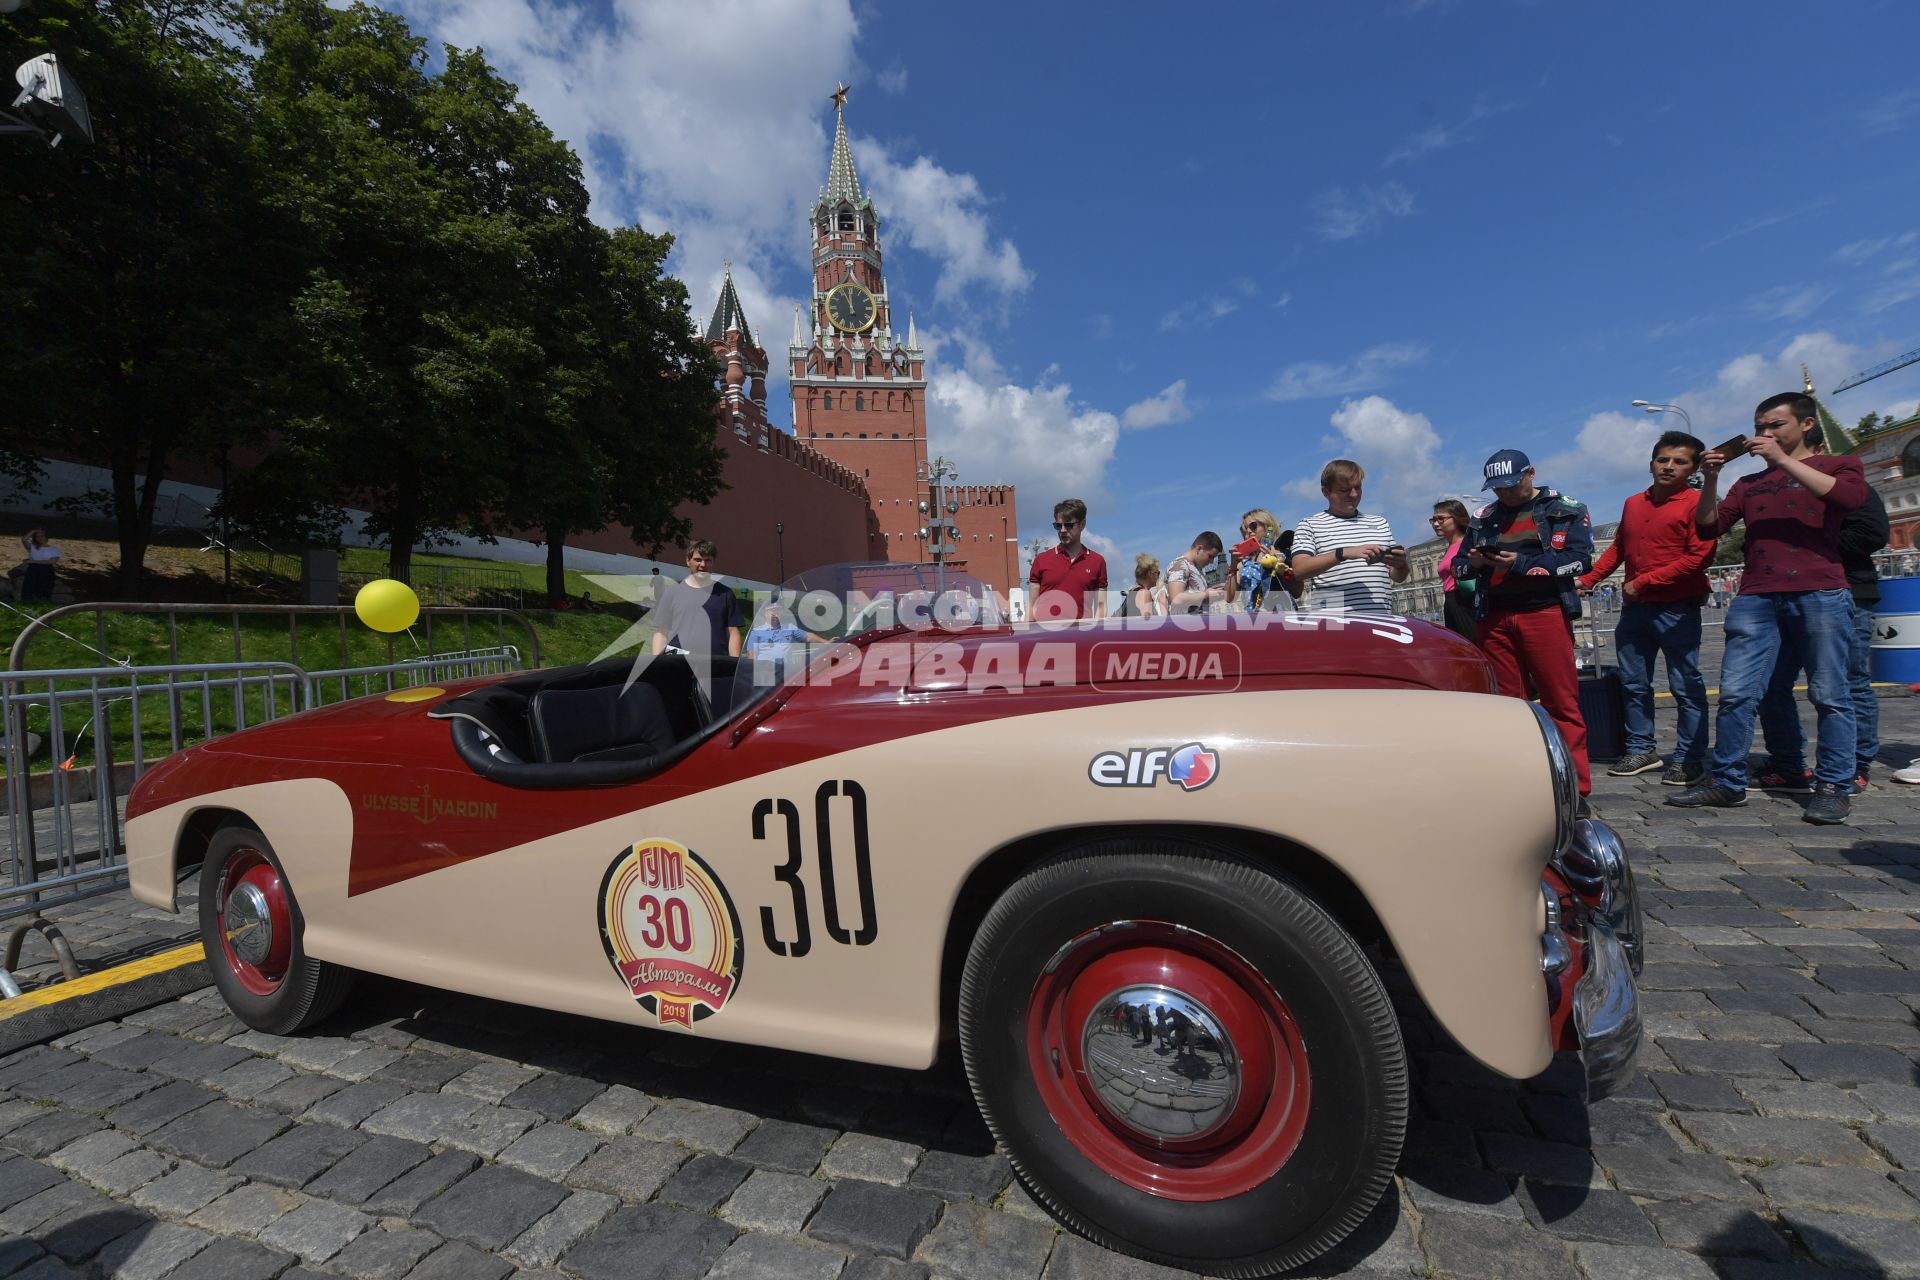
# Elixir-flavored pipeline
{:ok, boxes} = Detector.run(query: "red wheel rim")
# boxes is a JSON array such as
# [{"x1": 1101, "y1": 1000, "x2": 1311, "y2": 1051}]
[
  {"x1": 216, "y1": 847, "x2": 292, "y2": 997},
  {"x1": 1025, "y1": 920, "x2": 1312, "y2": 1201}
]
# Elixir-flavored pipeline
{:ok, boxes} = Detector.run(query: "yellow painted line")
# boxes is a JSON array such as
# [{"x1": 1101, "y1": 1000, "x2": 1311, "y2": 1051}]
[
  {"x1": 0, "y1": 943, "x2": 205, "y2": 1021},
  {"x1": 1655, "y1": 682, "x2": 1908, "y2": 700}
]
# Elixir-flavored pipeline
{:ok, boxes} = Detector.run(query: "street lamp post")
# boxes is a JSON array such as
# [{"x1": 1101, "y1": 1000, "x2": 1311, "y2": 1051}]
[
  {"x1": 1631, "y1": 399, "x2": 1693, "y2": 432},
  {"x1": 917, "y1": 456, "x2": 960, "y2": 600},
  {"x1": 775, "y1": 521, "x2": 785, "y2": 583}
]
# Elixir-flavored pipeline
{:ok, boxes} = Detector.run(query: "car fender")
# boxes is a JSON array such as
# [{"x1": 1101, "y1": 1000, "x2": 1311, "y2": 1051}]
[{"x1": 129, "y1": 687, "x2": 1555, "y2": 1081}]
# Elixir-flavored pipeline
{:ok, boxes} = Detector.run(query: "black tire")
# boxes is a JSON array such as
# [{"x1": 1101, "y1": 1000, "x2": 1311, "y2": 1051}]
[
  {"x1": 959, "y1": 838, "x2": 1407, "y2": 1277},
  {"x1": 198, "y1": 826, "x2": 354, "y2": 1034}
]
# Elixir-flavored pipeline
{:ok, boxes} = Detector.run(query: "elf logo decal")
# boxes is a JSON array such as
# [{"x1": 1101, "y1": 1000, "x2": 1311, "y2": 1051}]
[
  {"x1": 598, "y1": 839, "x2": 744, "y2": 1029},
  {"x1": 1089, "y1": 742, "x2": 1219, "y2": 792}
]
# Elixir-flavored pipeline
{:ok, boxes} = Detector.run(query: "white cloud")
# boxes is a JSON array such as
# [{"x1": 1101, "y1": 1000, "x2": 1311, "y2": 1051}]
[
  {"x1": 1120, "y1": 380, "x2": 1192, "y2": 431},
  {"x1": 922, "y1": 332, "x2": 1120, "y2": 538},
  {"x1": 1863, "y1": 265, "x2": 1920, "y2": 315},
  {"x1": 1265, "y1": 341, "x2": 1429, "y2": 401},
  {"x1": 1158, "y1": 278, "x2": 1259, "y2": 331},
  {"x1": 1837, "y1": 234, "x2": 1898, "y2": 265},
  {"x1": 1383, "y1": 97, "x2": 1516, "y2": 167},
  {"x1": 853, "y1": 143, "x2": 1031, "y2": 302},
  {"x1": 1747, "y1": 283, "x2": 1835, "y2": 322},
  {"x1": 391, "y1": 1, "x2": 1028, "y2": 344},
  {"x1": 1537, "y1": 331, "x2": 1907, "y2": 509},
  {"x1": 1314, "y1": 182, "x2": 1416, "y2": 240},
  {"x1": 1862, "y1": 87, "x2": 1920, "y2": 135},
  {"x1": 1704, "y1": 199, "x2": 1833, "y2": 249},
  {"x1": 392, "y1": 0, "x2": 858, "y2": 351},
  {"x1": 1276, "y1": 396, "x2": 1465, "y2": 539}
]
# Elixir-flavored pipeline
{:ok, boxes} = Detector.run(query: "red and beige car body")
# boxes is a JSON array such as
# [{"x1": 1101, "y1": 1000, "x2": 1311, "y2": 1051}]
[{"x1": 123, "y1": 616, "x2": 1641, "y2": 1096}]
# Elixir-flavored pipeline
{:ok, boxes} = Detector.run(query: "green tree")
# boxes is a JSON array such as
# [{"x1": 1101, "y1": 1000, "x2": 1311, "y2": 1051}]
[
  {"x1": 0, "y1": 0, "x2": 290, "y2": 588},
  {"x1": 231, "y1": 0, "x2": 504, "y2": 582},
  {"x1": 495, "y1": 224, "x2": 726, "y2": 603},
  {"x1": 1856, "y1": 411, "x2": 1884, "y2": 438},
  {"x1": 1715, "y1": 527, "x2": 1745, "y2": 566}
]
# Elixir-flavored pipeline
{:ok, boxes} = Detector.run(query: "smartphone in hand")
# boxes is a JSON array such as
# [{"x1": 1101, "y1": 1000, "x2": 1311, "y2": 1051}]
[{"x1": 1711, "y1": 433, "x2": 1749, "y2": 459}]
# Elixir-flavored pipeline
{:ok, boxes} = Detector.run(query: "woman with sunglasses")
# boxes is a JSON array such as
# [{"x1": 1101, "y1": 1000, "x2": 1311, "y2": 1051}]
[{"x1": 1431, "y1": 499, "x2": 1476, "y2": 641}]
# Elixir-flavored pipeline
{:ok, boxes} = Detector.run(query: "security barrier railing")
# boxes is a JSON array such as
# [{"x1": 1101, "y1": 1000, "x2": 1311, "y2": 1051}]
[
  {"x1": 339, "y1": 563, "x2": 525, "y2": 609},
  {"x1": 7, "y1": 602, "x2": 542, "y2": 675},
  {"x1": 0, "y1": 642, "x2": 528, "y2": 997}
]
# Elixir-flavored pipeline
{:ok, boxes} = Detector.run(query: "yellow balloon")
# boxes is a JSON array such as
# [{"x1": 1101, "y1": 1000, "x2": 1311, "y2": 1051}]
[{"x1": 355, "y1": 579, "x2": 420, "y2": 633}]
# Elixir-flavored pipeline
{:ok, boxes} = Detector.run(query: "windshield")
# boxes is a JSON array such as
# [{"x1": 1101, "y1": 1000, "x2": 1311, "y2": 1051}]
[{"x1": 774, "y1": 561, "x2": 1004, "y2": 642}]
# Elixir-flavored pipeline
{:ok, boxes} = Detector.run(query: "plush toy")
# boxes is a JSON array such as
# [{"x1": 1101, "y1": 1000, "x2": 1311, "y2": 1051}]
[{"x1": 1232, "y1": 537, "x2": 1293, "y2": 616}]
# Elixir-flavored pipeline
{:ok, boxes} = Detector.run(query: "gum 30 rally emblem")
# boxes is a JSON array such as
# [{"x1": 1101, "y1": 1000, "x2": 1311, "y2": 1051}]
[{"x1": 598, "y1": 839, "x2": 745, "y2": 1028}]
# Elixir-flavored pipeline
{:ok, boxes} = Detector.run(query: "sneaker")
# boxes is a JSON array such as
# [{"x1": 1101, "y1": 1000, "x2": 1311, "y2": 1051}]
[
  {"x1": 1854, "y1": 770, "x2": 1873, "y2": 794},
  {"x1": 1662, "y1": 761, "x2": 1706, "y2": 787},
  {"x1": 1806, "y1": 781, "x2": 1851, "y2": 825},
  {"x1": 1666, "y1": 783, "x2": 1748, "y2": 809},
  {"x1": 1576, "y1": 795, "x2": 1593, "y2": 819},
  {"x1": 1894, "y1": 758, "x2": 1920, "y2": 785},
  {"x1": 1755, "y1": 766, "x2": 1813, "y2": 792},
  {"x1": 1607, "y1": 750, "x2": 1664, "y2": 777}
]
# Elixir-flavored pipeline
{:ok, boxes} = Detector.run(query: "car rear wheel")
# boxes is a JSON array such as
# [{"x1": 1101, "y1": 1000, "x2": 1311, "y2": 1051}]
[
  {"x1": 959, "y1": 839, "x2": 1406, "y2": 1277},
  {"x1": 198, "y1": 826, "x2": 353, "y2": 1034}
]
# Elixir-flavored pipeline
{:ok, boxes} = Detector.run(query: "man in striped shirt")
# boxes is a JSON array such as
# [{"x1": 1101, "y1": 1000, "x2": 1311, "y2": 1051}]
[{"x1": 1290, "y1": 459, "x2": 1407, "y2": 614}]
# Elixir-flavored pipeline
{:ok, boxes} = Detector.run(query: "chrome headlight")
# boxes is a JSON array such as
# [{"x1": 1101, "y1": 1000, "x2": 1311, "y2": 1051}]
[{"x1": 1529, "y1": 703, "x2": 1577, "y2": 855}]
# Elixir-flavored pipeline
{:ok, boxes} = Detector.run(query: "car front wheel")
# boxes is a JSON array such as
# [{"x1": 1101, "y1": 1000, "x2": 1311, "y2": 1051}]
[
  {"x1": 198, "y1": 825, "x2": 354, "y2": 1034},
  {"x1": 959, "y1": 839, "x2": 1406, "y2": 1277}
]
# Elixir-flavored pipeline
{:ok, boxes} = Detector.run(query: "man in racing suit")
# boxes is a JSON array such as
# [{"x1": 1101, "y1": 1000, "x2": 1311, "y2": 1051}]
[{"x1": 1458, "y1": 449, "x2": 1596, "y2": 802}]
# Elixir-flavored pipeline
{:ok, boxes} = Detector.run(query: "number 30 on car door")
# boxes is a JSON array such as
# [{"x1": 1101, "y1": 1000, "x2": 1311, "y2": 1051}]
[{"x1": 754, "y1": 780, "x2": 879, "y2": 959}]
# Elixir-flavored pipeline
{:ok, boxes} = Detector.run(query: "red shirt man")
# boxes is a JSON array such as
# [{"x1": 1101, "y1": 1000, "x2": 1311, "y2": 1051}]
[
  {"x1": 1029, "y1": 498, "x2": 1108, "y2": 620},
  {"x1": 1579, "y1": 468, "x2": 1716, "y2": 604}
]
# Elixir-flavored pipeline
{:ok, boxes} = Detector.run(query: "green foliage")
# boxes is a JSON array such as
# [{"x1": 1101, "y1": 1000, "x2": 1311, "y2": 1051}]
[
  {"x1": 4, "y1": 0, "x2": 726, "y2": 598},
  {"x1": 1715, "y1": 527, "x2": 1745, "y2": 566},
  {"x1": 0, "y1": 0, "x2": 293, "y2": 587}
]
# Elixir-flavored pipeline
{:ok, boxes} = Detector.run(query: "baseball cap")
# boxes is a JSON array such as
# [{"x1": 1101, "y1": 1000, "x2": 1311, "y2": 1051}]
[{"x1": 1482, "y1": 449, "x2": 1532, "y2": 490}]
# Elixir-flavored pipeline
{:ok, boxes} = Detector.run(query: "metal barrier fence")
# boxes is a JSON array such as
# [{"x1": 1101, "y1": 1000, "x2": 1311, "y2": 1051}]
[
  {"x1": 7, "y1": 602, "x2": 541, "y2": 674},
  {"x1": 0, "y1": 645, "x2": 526, "y2": 996},
  {"x1": 340, "y1": 564, "x2": 525, "y2": 609}
]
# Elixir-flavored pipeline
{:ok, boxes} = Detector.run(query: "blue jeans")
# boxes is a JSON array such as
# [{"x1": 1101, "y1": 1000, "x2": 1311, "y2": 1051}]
[
  {"x1": 1711, "y1": 589, "x2": 1856, "y2": 791},
  {"x1": 1614, "y1": 601, "x2": 1707, "y2": 762},
  {"x1": 1758, "y1": 598, "x2": 1879, "y2": 778}
]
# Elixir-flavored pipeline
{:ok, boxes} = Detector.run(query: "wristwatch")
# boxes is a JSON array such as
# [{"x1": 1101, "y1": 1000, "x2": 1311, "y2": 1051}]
[{"x1": 1334, "y1": 546, "x2": 1346, "y2": 563}]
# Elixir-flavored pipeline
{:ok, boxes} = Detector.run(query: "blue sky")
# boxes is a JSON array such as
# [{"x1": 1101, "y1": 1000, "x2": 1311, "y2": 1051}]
[{"x1": 393, "y1": 0, "x2": 1920, "y2": 569}]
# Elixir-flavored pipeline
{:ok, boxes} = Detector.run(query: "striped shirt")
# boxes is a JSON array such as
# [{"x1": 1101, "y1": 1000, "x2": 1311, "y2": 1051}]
[{"x1": 1293, "y1": 509, "x2": 1396, "y2": 614}]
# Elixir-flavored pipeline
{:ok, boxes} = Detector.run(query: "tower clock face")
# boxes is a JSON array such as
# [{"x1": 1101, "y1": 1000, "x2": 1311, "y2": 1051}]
[{"x1": 825, "y1": 281, "x2": 877, "y2": 334}]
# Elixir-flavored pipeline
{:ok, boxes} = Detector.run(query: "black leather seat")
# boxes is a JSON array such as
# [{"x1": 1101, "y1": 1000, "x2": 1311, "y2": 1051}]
[{"x1": 529, "y1": 682, "x2": 676, "y2": 764}]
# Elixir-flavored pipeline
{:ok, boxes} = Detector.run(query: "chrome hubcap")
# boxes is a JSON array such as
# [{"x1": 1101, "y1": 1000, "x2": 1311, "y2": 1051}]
[
  {"x1": 1080, "y1": 984, "x2": 1240, "y2": 1142},
  {"x1": 226, "y1": 882, "x2": 274, "y2": 967}
]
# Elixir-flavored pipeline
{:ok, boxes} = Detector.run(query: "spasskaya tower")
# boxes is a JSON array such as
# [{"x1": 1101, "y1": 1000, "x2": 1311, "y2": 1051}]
[{"x1": 789, "y1": 84, "x2": 1017, "y2": 594}]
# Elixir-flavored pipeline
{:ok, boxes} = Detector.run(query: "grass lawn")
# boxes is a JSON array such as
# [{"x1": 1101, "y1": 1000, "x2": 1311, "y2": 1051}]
[{"x1": 0, "y1": 517, "x2": 750, "y2": 773}]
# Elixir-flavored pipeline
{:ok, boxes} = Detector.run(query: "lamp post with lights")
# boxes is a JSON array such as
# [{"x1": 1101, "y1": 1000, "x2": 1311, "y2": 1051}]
[
  {"x1": 1631, "y1": 399, "x2": 1693, "y2": 432},
  {"x1": 917, "y1": 456, "x2": 961, "y2": 600}
]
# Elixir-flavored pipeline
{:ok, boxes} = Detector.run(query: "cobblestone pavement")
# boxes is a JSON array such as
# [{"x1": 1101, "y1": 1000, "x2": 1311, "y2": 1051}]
[{"x1": 0, "y1": 695, "x2": 1915, "y2": 1278}]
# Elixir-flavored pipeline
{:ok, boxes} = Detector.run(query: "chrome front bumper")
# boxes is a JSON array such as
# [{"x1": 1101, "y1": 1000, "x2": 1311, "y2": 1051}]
[{"x1": 1554, "y1": 818, "x2": 1644, "y2": 1100}]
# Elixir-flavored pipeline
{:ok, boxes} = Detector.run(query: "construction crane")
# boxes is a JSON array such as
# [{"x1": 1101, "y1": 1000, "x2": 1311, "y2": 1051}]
[{"x1": 1833, "y1": 345, "x2": 1920, "y2": 394}]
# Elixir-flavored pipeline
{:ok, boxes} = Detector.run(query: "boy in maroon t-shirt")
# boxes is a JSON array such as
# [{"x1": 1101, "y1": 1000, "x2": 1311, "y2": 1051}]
[{"x1": 1668, "y1": 393, "x2": 1868, "y2": 824}]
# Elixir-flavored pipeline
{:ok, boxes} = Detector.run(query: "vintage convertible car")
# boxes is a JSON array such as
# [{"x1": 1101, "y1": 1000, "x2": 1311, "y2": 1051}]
[{"x1": 124, "y1": 591, "x2": 1642, "y2": 1276}]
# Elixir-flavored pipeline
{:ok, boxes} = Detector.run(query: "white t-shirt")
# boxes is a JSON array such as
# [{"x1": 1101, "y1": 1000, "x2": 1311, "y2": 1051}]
[
  {"x1": 25, "y1": 545, "x2": 58, "y2": 563},
  {"x1": 1293, "y1": 509, "x2": 1396, "y2": 614}
]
